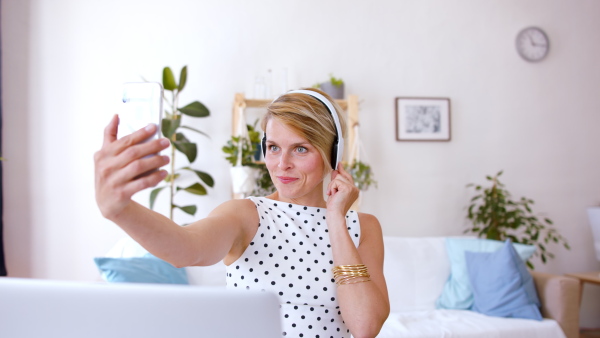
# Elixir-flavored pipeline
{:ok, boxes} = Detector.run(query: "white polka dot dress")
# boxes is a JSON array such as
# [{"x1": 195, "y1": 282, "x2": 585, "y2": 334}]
[{"x1": 226, "y1": 197, "x2": 361, "y2": 338}]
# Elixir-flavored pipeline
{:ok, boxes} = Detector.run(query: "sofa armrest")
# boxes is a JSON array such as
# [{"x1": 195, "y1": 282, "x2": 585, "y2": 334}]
[{"x1": 530, "y1": 271, "x2": 580, "y2": 338}]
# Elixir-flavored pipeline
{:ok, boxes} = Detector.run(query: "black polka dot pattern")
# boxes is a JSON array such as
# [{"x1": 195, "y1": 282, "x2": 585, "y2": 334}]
[{"x1": 226, "y1": 197, "x2": 360, "y2": 338}]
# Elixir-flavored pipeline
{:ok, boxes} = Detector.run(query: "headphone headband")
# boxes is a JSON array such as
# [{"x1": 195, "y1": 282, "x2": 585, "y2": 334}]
[{"x1": 262, "y1": 89, "x2": 344, "y2": 170}]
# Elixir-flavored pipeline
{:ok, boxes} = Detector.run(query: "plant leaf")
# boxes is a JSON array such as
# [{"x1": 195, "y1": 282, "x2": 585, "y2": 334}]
[
  {"x1": 173, "y1": 140, "x2": 197, "y2": 163},
  {"x1": 162, "y1": 67, "x2": 177, "y2": 91},
  {"x1": 182, "y1": 167, "x2": 215, "y2": 187},
  {"x1": 178, "y1": 66, "x2": 187, "y2": 92},
  {"x1": 149, "y1": 186, "x2": 166, "y2": 210},
  {"x1": 161, "y1": 117, "x2": 181, "y2": 139},
  {"x1": 179, "y1": 101, "x2": 210, "y2": 117},
  {"x1": 180, "y1": 125, "x2": 210, "y2": 139},
  {"x1": 175, "y1": 204, "x2": 197, "y2": 216},
  {"x1": 526, "y1": 260, "x2": 534, "y2": 270},
  {"x1": 180, "y1": 182, "x2": 207, "y2": 195}
]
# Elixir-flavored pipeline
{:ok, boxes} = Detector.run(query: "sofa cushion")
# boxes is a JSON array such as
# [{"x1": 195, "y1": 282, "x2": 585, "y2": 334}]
[
  {"x1": 377, "y1": 310, "x2": 565, "y2": 338},
  {"x1": 436, "y1": 238, "x2": 536, "y2": 310},
  {"x1": 94, "y1": 253, "x2": 189, "y2": 284},
  {"x1": 383, "y1": 237, "x2": 449, "y2": 312},
  {"x1": 465, "y1": 240, "x2": 542, "y2": 320}
]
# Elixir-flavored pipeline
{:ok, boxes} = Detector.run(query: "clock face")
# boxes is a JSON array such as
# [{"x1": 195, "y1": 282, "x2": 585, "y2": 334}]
[{"x1": 516, "y1": 27, "x2": 549, "y2": 62}]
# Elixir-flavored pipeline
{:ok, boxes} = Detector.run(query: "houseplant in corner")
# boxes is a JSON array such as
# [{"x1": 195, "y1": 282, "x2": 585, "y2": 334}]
[
  {"x1": 148, "y1": 66, "x2": 215, "y2": 221},
  {"x1": 465, "y1": 171, "x2": 570, "y2": 269}
]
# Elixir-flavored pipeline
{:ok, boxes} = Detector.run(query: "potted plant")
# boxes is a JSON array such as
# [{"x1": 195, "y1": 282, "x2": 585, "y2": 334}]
[
  {"x1": 148, "y1": 66, "x2": 215, "y2": 221},
  {"x1": 348, "y1": 160, "x2": 377, "y2": 192},
  {"x1": 222, "y1": 121, "x2": 275, "y2": 197},
  {"x1": 315, "y1": 74, "x2": 344, "y2": 99},
  {"x1": 465, "y1": 171, "x2": 570, "y2": 269}
]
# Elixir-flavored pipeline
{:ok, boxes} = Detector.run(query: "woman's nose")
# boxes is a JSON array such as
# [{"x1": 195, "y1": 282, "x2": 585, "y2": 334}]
[{"x1": 278, "y1": 152, "x2": 293, "y2": 169}]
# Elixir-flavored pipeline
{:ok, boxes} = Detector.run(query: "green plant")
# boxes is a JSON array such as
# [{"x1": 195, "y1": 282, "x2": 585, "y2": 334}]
[
  {"x1": 348, "y1": 160, "x2": 377, "y2": 191},
  {"x1": 222, "y1": 120, "x2": 275, "y2": 196},
  {"x1": 312, "y1": 74, "x2": 344, "y2": 89},
  {"x1": 465, "y1": 171, "x2": 570, "y2": 269},
  {"x1": 328, "y1": 73, "x2": 344, "y2": 87},
  {"x1": 149, "y1": 66, "x2": 215, "y2": 220}
]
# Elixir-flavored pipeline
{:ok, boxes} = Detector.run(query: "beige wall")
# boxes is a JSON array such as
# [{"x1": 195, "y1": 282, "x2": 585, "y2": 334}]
[{"x1": 2, "y1": 0, "x2": 599, "y2": 328}]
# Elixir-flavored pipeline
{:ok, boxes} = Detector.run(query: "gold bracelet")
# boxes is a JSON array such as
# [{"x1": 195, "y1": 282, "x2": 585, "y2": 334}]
[
  {"x1": 338, "y1": 277, "x2": 371, "y2": 285},
  {"x1": 332, "y1": 264, "x2": 370, "y2": 285}
]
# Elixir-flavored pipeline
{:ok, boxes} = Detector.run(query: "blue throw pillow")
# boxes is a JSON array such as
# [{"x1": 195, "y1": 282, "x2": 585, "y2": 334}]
[
  {"x1": 435, "y1": 238, "x2": 536, "y2": 310},
  {"x1": 94, "y1": 253, "x2": 189, "y2": 285},
  {"x1": 465, "y1": 240, "x2": 542, "y2": 320}
]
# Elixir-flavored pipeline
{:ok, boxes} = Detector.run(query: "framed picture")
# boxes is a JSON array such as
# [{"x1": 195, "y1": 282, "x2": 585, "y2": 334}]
[{"x1": 395, "y1": 97, "x2": 451, "y2": 141}]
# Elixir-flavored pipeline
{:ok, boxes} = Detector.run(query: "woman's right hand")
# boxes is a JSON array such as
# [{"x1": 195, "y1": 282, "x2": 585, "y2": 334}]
[{"x1": 94, "y1": 115, "x2": 171, "y2": 220}]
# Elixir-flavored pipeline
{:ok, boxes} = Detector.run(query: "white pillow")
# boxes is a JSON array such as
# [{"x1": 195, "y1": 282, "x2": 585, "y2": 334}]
[{"x1": 383, "y1": 237, "x2": 450, "y2": 312}]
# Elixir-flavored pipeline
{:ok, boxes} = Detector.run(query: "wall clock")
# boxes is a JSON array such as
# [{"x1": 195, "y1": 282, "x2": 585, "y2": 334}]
[{"x1": 515, "y1": 26, "x2": 550, "y2": 62}]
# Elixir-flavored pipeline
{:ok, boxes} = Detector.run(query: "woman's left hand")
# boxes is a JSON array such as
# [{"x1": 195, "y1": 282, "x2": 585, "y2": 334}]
[{"x1": 326, "y1": 164, "x2": 360, "y2": 216}]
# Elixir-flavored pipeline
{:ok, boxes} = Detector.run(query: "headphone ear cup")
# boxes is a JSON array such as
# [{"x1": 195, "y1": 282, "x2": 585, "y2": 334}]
[
  {"x1": 331, "y1": 138, "x2": 338, "y2": 170},
  {"x1": 261, "y1": 135, "x2": 267, "y2": 157}
]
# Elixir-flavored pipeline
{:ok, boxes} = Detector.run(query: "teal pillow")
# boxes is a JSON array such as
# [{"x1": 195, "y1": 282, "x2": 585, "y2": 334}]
[
  {"x1": 465, "y1": 240, "x2": 542, "y2": 320},
  {"x1": 435, "y1": 238, "x2": 536, "y2": 310},
  {"x1": 94, "y1": 253, "x2": 189, "y2": 285}
]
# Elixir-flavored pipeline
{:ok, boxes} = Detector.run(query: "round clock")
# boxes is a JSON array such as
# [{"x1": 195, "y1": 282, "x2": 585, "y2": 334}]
[{"x1": 515, "y1": 26, "x2": 550, "y2": 62}]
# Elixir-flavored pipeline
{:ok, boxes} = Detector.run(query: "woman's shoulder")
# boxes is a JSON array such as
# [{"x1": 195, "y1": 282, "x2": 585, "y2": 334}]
[
  {"x1": 356, "y1": 211, "x2": 380, "y2": 226},
  {"x1": 356, "y1": 212, "x2": 383, "y2": 242},
  {"x1": 209, "y1": 198, "x2": 258, "y2": 221}
]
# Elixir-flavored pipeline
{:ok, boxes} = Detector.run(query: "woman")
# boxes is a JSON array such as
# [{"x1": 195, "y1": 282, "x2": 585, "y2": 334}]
[{"x1": 94, "y1": 88, "x2": 390, "y2": 338}]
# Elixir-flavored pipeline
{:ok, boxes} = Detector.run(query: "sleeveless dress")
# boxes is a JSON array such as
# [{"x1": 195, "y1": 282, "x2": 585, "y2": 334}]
[{"x1": 225, "y1": 196, "x2": 361, "y2": 338}]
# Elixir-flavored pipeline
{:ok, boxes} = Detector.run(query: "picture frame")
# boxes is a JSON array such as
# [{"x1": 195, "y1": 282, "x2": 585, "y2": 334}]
[{"x1": 395, "y1": 97, "x2": 451, "y2": 141}]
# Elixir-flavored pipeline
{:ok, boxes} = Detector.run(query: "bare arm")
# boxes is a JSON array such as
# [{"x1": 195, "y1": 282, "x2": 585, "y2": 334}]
[
  {"x1": 94, "y1": 116, "x2": 255, "y2": 267},
  {"x1": 326, "y1": 166, "x2": 390, "y2": 338}
]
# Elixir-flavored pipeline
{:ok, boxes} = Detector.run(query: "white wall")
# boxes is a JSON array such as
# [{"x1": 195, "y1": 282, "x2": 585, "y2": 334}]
[{"x1": 2, "y1": 0, "x2": 599, "y2": 328}]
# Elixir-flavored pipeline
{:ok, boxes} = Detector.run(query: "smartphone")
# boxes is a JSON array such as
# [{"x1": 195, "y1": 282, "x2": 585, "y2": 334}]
[{"x1": 118, "y1": 82, "x2": 163, "y2": 142}]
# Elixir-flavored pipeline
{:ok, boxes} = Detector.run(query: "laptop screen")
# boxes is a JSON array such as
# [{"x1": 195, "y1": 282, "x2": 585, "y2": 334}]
[{"x1": 0, "y1": 278, "x2": 282, "y2": 338}]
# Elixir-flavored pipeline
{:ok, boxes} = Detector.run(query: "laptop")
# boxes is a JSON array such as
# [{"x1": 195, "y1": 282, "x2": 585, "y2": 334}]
[{"x1": 0, "y1": 277, "x2": 282, "y2": 338}]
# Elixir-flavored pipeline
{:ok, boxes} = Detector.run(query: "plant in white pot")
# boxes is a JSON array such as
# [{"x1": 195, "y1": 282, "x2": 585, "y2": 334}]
[{"x1": 222, "y1": 120, "x2": 275, "y2": 197}]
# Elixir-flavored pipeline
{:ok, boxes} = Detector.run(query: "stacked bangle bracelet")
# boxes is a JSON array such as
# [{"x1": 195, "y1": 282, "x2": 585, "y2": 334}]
[{"x1": 332, "y1": 264, "x2": 371, "y2": 285}]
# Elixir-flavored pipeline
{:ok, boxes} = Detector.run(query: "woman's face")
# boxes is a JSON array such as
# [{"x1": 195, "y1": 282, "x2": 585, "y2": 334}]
[{"x1": 264, "y1": 118, "x2": 326, "y2": 203}]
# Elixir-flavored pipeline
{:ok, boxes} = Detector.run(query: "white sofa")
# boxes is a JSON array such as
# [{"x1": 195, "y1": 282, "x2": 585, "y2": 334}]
[{"x1": 107, "y1": 236, "x2": 580, "y2": 338}]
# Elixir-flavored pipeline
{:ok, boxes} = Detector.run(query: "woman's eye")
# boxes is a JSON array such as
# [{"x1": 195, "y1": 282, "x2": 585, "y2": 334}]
[
  {"x1": 296, "y1": 146, "x2": 308, "y2": 153},
  {"x1": 269, "y1": 145, "x2": 279, "y2": 152}
]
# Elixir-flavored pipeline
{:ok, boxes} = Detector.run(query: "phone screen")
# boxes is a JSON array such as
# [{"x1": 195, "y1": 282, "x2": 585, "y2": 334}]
[{"x1": 118, "y1": 82, "x2": 163, "y2": 141}]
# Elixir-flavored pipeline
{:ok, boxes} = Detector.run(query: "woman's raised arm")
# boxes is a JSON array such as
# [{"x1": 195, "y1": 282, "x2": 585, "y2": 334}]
[{"x1": 94, "y1": 115, "x2": 255, "y2": 268}]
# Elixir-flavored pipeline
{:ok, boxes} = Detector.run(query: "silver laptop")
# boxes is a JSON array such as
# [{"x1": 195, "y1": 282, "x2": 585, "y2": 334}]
[{"x1": 0, "y1": 277, "x2": 282, "y2": 338}]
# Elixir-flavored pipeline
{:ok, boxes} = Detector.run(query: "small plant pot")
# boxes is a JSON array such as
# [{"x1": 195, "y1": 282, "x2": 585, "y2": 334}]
[
  {"x1": 319, "y1": 82, "x2": 344, "y2": 99},
  {"x1": 230, "y1": 166, "x2": 259, "y2": 195}
]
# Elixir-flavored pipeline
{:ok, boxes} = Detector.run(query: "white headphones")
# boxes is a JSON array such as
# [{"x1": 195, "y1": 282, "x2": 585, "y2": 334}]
[{"x1": 261, "y1": 89, "x2": 344, "y2": 170}]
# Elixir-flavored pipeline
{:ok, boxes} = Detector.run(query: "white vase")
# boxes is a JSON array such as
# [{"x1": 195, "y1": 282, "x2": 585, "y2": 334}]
[
  {"x1": 586, "y1": 207, "x2": 600, "y2": 261},
  {"x1": 230, "y1": 166, "x2": 259, "y2": 195}
]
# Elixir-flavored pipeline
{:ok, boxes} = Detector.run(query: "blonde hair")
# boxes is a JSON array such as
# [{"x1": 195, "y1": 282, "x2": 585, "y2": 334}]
[{"x1": 261, "y1": 88, "x2": 346, "y2": 172}]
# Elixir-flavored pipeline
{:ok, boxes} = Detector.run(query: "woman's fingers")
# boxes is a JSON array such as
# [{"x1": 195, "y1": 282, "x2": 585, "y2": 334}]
[
  {"x1": 103, "y1": 114, "x2": 119, "y2": 148},
  {"x1": 109, "y1": 123, "x2": 163, "y2": 157},
  {"x1": 94, "y1": 116, "x2": 171, "y2": 219},
  {"x1": 121, "y1": 169, "x2": 168, "y2": 199},
  {"x1": 121, "y1": 154, "x2": 170, "y2": 183},
  {"x1": 336, "y1": 163, "x2": 354, "y2": 182},
  {"x1": 111, "y1": 137, "x2": 170, "y2": 170}
]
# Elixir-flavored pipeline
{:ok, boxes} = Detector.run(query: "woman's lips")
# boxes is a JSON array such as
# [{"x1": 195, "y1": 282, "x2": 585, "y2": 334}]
[{"x1": 277, "y1": 176, "x2": 298, "y2": 184}]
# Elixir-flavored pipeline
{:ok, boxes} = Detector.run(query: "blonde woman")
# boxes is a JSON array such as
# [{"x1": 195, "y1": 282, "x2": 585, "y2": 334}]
[{"x1": 94, "y1": 88, "x2": 389, "y2": 338}]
